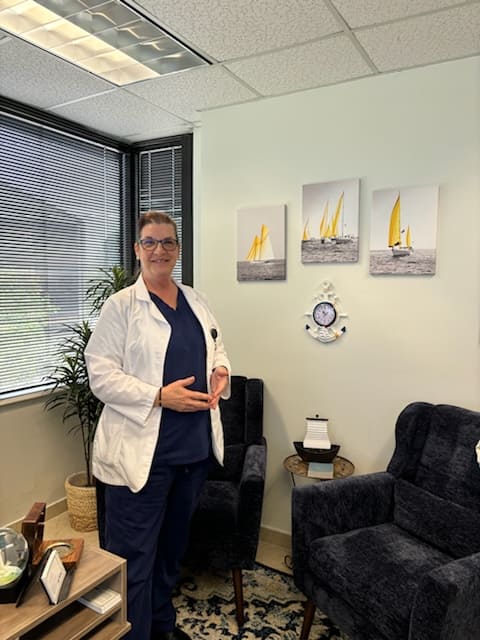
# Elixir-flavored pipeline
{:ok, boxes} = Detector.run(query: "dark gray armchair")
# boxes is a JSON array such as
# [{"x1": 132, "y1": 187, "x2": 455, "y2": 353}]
[
  {"x1": 182, "y1": 375, "x2": 266, "y2": 627},
  {"x1": 292, "y1": 402, "x2": 480, "y2": 640}
]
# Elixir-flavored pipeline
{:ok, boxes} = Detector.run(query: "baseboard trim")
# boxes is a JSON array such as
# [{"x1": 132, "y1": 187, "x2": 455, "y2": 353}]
[
  {"x1": 5, "y1": 497, "x2": 68, "y2": 532},
  {"x1": 260, "y1": 526, "x2": 291, "y2": 548},
  {"x1": 8, "y1": 503, "x2": 290, "y2": 551}
]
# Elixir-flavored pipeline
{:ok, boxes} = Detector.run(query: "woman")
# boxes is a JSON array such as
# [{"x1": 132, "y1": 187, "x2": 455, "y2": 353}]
[{"x1": 85, "y1": 211, "x2": 231, "y2": 640}]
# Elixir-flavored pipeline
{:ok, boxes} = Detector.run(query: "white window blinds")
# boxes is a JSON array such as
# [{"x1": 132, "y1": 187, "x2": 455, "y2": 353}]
[
  {"x1": 139, "y1": 145, "x2": 183, "y2": 282},
  {"x1": 0, "y1": 111, "x2": 128, "y2": 399}
]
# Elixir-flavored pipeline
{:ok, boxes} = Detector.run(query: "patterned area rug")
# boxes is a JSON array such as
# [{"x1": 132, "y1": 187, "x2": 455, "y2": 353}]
[{"x1": 174, "y1": 563, "x2": 348, "y2": 639}]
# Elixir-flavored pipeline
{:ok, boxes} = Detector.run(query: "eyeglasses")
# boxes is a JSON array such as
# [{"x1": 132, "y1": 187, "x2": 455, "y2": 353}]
[{"x1": 138, "y1": 237, "x2": 178, "y2": 252}]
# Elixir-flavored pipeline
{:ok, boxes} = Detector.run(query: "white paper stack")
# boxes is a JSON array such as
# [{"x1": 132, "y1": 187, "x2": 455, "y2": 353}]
[
  {"x1": 303, "y1": 417, "x2": 330, "y2": 449},
  {"x1": 78, "y1": 585, "x2": 122, "y2": 614}
]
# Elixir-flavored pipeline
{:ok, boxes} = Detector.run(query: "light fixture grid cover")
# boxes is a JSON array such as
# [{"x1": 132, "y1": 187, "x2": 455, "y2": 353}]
[{"x1": 0, "y1": 0, "x2": 210, "y2": 85}]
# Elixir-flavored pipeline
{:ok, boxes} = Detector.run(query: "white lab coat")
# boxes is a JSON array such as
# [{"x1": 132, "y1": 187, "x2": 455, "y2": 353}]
[{"x1": 84, "y1": 275, "x2": 231, "y2": 492}]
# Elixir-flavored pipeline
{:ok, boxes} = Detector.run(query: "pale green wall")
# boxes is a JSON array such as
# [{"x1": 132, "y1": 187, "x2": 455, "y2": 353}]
[
  {"x1": 194, "y1": 57, "x2": 480, "y2": 533},
  {"x1": 0, "y1": 396, "x2": 84, "y2": 525}
]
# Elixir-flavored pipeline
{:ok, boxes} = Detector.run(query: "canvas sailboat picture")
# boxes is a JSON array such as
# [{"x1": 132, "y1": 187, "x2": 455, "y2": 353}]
[
  {"x1": 237, "y1": 205, "x2": 286, "y2": 281},
  {"x1": 302, "y1": 178, "x2": 360, "y2": 263},
  {"x1": 369, "y1": 185, "x2": 438, "y2": 275}
]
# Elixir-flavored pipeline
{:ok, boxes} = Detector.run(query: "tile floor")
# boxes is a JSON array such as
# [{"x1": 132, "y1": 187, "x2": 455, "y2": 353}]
[{"x1": 44, "y1": 511, "x2": 293, "y2": 575}]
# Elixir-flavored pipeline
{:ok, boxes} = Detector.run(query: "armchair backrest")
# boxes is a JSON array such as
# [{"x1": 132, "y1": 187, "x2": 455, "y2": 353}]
[
  {"x1": 209, "y1": 375, "x2": 264, "y2": 481},
  {"x1": 387, "y1": 402, "x2": 480, "y2": 558},
  {"x1": 387, "y1": 402, "x2": 480, "y2": 511}
]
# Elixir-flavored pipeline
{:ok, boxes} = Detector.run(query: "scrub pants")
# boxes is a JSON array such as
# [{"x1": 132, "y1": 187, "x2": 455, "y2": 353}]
[{"x1": 103, "y1": 458, "x2": 210, "y2": 640}]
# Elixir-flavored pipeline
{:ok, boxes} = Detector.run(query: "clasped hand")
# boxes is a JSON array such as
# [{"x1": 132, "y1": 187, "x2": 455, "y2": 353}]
[{"x1": 161, "y1": 368, "x2": 228, "y2": 412}]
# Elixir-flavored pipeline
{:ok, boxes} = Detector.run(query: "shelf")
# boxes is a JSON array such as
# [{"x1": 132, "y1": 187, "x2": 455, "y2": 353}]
[{"x1": 0, "y1": 546, "x2": 130, "y2": 640}]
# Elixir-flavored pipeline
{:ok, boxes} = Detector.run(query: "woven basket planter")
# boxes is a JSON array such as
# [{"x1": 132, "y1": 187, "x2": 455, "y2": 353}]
[{"x1": 65, "y1": 471, "x2": 97, "y2": 532}]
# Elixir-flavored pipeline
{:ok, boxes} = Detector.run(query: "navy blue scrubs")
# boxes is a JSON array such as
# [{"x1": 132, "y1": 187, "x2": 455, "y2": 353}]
[{"x1": 103, "y1": 289, "x2": 212, "y2": 640}]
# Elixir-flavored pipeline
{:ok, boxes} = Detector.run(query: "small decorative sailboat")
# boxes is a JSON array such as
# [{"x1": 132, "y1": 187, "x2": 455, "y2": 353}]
[
  {"x1": 246, "y1": 223, "x2": 274, "y2": 261},
  {"x1": 293, "y1": 416, "x2": 340, "y2": 462},
  {"x1": 388, "y1": 194, "x2": 412, "y2": 257}
]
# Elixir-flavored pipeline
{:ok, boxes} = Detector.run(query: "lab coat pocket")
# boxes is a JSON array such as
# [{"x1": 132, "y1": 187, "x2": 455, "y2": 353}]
[{"x1": 93, "y1": 409, "x2": 124, "y2": 470}]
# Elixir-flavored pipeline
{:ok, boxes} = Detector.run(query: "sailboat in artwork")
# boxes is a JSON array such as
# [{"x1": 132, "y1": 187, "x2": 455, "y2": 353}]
[
  {"x1": 246, "y1": 223, "x2": 274, "y2": 261},
  {"x1": 388, "y1": 194, "x2": 413, "y2": 257},
  {"x1": 331, "y1": 192, "x2": 352, "y2": 244},
  {"x1": 319, "y1": 202, "x2": 333, "y2": 244},
  {"x1": 302, "y1": 219, "x2": 311, "y2": 241}
]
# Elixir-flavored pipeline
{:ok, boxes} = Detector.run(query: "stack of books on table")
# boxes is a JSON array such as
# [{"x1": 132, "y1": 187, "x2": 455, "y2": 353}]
[
  {"x1": 307, "y1": 462, "x2": 334, "y2": 479},
  {"x1": 78, "y1": 584, "x2": 122, "y2": 614}
]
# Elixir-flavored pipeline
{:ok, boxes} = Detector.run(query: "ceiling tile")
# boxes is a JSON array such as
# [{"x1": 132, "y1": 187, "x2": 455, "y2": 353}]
[
  {"x1": 226, "y1": 35, "x2": 374, "y2": 96},
  {"x1": 134, "y1": 0, "x2": 341, "y2": 60},
  {"x1": 0, "y1": 36, "x2": 113, "y2": 109},
  {"x1": 356, "y1": 4, "x2": 480, "y2": 71},
  {"x1": 49, "y1": 90, "x2": 190, "y2": 141},
  {"x1": 331, "y1": 0, "x2": 472, "y2": 28},
  {"x1": 126, "y1": 65, "x2": 258, "y2": 122}
]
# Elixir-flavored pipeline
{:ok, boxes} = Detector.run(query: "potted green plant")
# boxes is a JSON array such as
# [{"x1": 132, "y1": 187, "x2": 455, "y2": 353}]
[{"x1": 44, "y1": 266, "x2": 133, "y2": 531}]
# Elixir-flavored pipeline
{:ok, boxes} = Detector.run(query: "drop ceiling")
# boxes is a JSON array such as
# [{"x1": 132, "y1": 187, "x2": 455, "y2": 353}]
[{"x1": 0, "y1": 0, "x2": 479, "y2": 144}]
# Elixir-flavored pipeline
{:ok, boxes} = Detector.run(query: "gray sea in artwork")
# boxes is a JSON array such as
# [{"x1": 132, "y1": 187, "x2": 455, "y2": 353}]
[
  {"x1": 301, "y1": 238, "x2": 359, "y2": 263},
  {"x1": 237, "y1": 259, "x2": 286, "y2": 281},
  {"x1": 369, "y1": 249, "x2": 436, "y2": 275}
]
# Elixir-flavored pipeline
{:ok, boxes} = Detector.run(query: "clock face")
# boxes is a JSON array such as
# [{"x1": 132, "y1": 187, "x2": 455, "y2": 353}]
[{"x1": 313, "y1": 301, "x2": 337, "y2": 327}]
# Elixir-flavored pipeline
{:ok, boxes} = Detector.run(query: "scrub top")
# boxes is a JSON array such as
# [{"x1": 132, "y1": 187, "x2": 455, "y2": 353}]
[{"x1": 150, "y1": 288, "x2": 211, "y2": 465}]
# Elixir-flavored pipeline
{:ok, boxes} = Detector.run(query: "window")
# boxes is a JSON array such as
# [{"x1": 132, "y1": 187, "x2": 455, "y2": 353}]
[
  {"x1": 0, "y1": 108, "x2": 129, "y2": 399},
  {"x1": 135, "y1": 135, "x2": 193, "y2": 284}
]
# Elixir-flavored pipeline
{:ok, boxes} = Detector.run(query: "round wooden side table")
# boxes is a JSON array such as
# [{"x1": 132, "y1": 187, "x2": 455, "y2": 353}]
[{"x1": 283, "y1": 453, "x2": 354, "y2": 486}]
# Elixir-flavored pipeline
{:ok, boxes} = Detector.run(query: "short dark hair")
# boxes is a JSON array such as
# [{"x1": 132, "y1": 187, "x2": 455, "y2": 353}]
[{"x1": 137, "y1": 211, "x2": 178, "y2": 241}]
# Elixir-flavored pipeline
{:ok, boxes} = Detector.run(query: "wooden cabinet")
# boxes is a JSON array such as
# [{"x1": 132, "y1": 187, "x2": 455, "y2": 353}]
[{"x1": 1, "y1": 546, "x2": 130, "y2": 640}]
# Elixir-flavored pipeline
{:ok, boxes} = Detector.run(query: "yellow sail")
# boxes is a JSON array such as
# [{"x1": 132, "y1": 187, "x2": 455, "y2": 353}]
[
  {"x1": 246, "y1": 224, "x2": 274, "y2": 261},
  {"x1": 319, "y1": 202, "x2": 328, "y2": 238},
  {"x1": 246, "y1": 235, "x2": 260, "y2": 261},
  {"x1": 406, "y1": 226, "x2": 411, "y2": 247},
  {"x1": 259, "y1": 224, "x2": 274, "y2": 260},
  {"x1": 331, "y1": 192, "x2": 344, "y2": 238},
  {"x1": 388, "y1": 195, "x2": 401, "y2": 247},
  {"x1": 303, "y1": 219, "x2": 310, "y2": 241}
]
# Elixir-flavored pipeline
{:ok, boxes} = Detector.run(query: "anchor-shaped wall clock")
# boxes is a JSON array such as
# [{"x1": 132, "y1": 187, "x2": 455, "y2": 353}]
[{"x1": 304, "y1": 281, "x2": 348, "y2": 343}]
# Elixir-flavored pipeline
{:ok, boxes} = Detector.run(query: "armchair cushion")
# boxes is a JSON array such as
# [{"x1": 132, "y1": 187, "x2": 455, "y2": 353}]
[
  {"x1": 394, "y1": 479, "x2": 480, "y2": 558},
  {"x1": 191, "y1": 481, "x2": 238, "y2": 535},
  {"x1": 309, "y1": 523, "x2": 451, "y2": 640},
  {"x1": 292, "y1": 472, "x2": 395, "y2": 597}
]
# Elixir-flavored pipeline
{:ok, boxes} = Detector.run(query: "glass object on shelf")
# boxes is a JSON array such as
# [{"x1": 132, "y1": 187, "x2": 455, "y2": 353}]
[{"x1": 0, "y1": 527, "x2": 29, "y2": 590}]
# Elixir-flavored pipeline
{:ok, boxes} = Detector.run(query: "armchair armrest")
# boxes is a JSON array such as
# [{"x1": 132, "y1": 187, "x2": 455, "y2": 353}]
[
  {"x1": 293, "y1": 471, "x2": 395, "y2": 539},
  {"x1": 292, "y1": 472, "x2": 395, "y2": 589},
  {"x1": 238, "y1": 438, "x2": 267, "y2": 538},
  {"x1": 410, "y1": 553, "x2": 480, "y2": 640}
]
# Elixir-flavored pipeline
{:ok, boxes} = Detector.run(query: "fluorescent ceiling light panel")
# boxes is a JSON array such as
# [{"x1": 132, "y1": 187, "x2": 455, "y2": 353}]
[{"x1": 0, "y1": 0, "x2": 209, "y2": 85}]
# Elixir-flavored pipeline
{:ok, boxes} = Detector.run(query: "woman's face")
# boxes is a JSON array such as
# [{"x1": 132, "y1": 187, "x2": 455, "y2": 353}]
[{"x1": 135, "y1": 222, "x2": 179, "y2": 282}]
